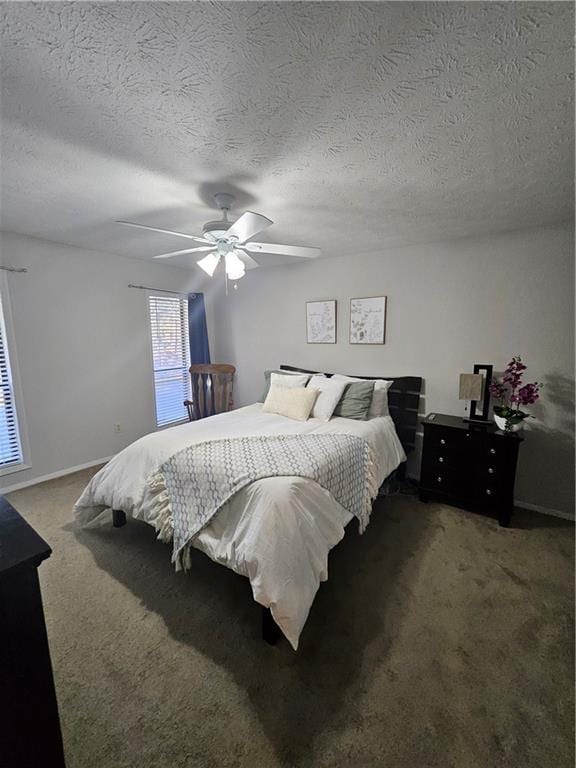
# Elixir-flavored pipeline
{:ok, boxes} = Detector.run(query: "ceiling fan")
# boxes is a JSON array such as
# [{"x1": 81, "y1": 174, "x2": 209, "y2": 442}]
[{"x1": 117, "y1": 193, "x2": 321, "y2": 280}]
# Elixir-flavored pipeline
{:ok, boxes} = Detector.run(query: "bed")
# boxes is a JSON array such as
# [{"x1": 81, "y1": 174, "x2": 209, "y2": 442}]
[{"x1": 75, "y1": 366, "x2": 422, "y2": 649}]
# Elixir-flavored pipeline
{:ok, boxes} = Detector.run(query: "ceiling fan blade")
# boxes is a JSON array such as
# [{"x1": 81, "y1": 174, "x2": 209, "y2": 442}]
[
  {"x1": 243, "y1": 242, "x2": 321, "y2": 259},
  {"x1": 226, "y1": 212, "x2": 273, "y2": 243},
  {"x1": 117, "y1": 220, "x2": 209, "y2": 243},
  {"x1": 235, "y1": 249, "x2": 260, "y2": 270},
  {"x1": 153, "y1": 246, "x2": 216, "y2": 260}
]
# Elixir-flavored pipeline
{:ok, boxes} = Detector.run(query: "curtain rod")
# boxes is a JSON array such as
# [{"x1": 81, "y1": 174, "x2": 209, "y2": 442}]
[
  {"x1": 128, "y1": 283, "x2": 196, "y2": 297},
  {"x1": 0, "y1": 266, "x2": 28, "y2": 273}
]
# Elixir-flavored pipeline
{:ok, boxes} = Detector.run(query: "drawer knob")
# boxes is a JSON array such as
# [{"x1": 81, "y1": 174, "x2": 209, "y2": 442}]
[
  {"x1": 436, "y1": 476, "x2": 442, "y2": 483},
  {"x1": 490, "y1": 448, "x2": 496, "y2": 455},
  {"x1": 440, "y1": 439, "x2": 446, "y2": 446},
  {"x1": 488, "y1": 467, "x2": 494, "y2": 475},
  {"x1": 438, "y1": 456, "x2": 444, "y2": 463},
  {"x1": 466, "y1": 433, "x2": 470, "y2": 438},
  {"x1": 486, "y1": 489, "x2": 492, "y2": 496}
]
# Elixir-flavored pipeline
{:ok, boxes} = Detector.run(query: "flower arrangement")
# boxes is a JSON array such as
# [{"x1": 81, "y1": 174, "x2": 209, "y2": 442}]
[{"x1": 489, "y1": 356, "x2": 542, "y2": 431}]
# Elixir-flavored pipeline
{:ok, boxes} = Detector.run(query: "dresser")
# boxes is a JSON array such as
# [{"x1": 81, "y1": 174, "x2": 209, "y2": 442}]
[
  {"x1": 419, "y1": 413, "x2": 523, "y2": 527},
  {"x1": 0, "y1": 495, "x2": 66, "y2": 768}
]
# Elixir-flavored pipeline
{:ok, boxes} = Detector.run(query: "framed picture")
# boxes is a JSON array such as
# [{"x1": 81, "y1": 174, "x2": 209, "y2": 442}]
[
  {"x1": 349, "y1": 296, "x2": 387, "y2": 344},
  {"x1": 306, "y1": 300, "x2": 337, "y2": 344}
]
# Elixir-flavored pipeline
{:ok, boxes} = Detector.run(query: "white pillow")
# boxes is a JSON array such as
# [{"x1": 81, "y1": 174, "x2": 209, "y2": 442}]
[
  {"x1": 332, "y1": 374, "x2": 393, "y2": 417},
  {"x1": 306, "y1": 375, "x2": 348, "y2": 421},
  {"x1": 263, "y1": 385, "x2": 319, "y2": 421},
  {"x1": 270, "y1": 372, "x2": 310, "y2": 389}
]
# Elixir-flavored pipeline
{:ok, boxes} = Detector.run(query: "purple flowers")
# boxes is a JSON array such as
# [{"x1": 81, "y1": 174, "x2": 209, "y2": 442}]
[
  {"x1": 490, "y1": 356, "x2": 542, "y2": 423},
  {"x1": 488, "y1": 380, "x2": 507, "y2": 400},
  {"x1": 516, "y1": 382, "x2": 541, "y2": 406},
  {"x1": 502, "y1": 356, "x2": 526, "y2": 389}
]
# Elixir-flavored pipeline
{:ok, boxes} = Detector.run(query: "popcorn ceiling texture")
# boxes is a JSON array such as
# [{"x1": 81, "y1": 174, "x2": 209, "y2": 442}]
[{"x1": 0, "y1": 2, "x2": 574, "y2": 267}]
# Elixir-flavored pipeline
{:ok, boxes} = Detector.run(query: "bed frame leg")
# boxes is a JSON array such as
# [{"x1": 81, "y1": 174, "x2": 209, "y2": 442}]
[
  {"x1": 262, "y1": 607, "x2": 281, "y2": 646},
  {"x1": 112, "y1": 509, "x2": 126, "y2": 528}
]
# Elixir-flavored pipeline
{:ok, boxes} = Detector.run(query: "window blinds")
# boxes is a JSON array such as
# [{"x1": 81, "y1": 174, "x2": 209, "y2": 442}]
[
  {"x1": 0, "y1": 295, "x2": 23, "y2": 467},
  {"x1": 149, "y1": 295, "x2": 191, "y2": 427}
]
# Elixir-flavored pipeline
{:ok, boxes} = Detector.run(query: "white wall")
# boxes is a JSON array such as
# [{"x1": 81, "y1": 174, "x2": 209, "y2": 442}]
[
  {"x1": 0, "y1": 231, "x2": 218, "y2": 491},
  {"x1": 213, "y1": 223, "x2": 575, "y2": 518}
]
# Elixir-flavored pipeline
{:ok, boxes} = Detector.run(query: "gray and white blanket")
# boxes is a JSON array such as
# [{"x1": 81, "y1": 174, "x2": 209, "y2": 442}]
[{"x1": 157, "y1": 433, "x2": 377, "y2": 570}]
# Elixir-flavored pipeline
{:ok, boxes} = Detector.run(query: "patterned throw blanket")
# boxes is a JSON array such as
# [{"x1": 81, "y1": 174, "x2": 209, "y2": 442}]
[{"x1": 154, "y1": 433, "x2": 377, "y2": 570}]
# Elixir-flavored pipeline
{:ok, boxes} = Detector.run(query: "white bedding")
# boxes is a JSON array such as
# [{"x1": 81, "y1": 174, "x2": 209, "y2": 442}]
[{"x1": 75, "y1": 404, "x2": 406, "y2": 649}]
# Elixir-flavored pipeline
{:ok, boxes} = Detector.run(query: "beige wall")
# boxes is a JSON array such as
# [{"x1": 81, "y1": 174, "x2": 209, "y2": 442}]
[
  {"x1": 213, "y1": 223, "x2": 575, "y2": 518},
  {"x1": 0, "y1": 231, "x2": 218, "y2": 491}
]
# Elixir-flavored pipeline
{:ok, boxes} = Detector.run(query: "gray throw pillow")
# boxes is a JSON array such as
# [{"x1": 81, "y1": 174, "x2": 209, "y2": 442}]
[
  {"x1": 259, "y1": 369, "x2": 311, "y2": 402},
  {"x1": 333, "y1": 380, "x2": 375, "y2": 420}
]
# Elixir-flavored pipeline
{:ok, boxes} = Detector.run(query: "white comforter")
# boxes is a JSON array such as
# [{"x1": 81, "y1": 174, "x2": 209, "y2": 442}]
[{"x1": 75, "y1": 404, "x2": 406, "y2": 649}]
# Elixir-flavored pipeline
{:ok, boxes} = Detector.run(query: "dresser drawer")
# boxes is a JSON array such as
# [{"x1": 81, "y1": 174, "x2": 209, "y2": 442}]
[
  {"x1": 472, "y1": 433, "x2": 518, "y2": 473},
  {"x1": 421, "y1": 448, "x2": 461, "y2": 473},
  {"x1": 473, "y1": 476, "x2": 505, "y2": 503},
  {"x1": 473, "y1": 458, "x2": 505, "y2": 483},
  {"x1": 420, "y1": 463, "x2": 463, "y2": 494},
  {"x1": 424, "y1": 426, "x2": 466, "y2": 453}
]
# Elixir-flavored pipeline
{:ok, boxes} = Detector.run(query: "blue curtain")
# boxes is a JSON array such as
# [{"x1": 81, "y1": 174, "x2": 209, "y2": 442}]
[{"x1": 188, "y1": 293, "x2": 211, "y2": 364}]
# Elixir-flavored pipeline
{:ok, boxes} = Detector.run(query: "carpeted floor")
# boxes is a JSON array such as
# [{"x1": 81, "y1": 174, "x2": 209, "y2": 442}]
[{"x1": 7, "y1": 467, "x2": 574, "y2": 768}]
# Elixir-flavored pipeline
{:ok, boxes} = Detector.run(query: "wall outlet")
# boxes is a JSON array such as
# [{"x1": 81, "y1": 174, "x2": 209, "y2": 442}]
[{"x1": 114, "y1": 423, "x2": 121, "y2": 433}]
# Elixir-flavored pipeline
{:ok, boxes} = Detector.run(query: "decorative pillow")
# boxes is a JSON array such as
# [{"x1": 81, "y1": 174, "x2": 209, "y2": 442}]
[
  {"x1": 332, "y1": 380, "x2": 375, "y2": 420},
  {"x1": 262, "y1": 385, "x2": 319, "y2": 421},
  {"x1": 260, "y1": 370, "x2": 311, "y2": 402},
  {"x1": 306, "y1": 375, "x2": 348, "y2": 421},
  {"x1": 332, "y1": 374, "x2": 393, "y2": 417}
]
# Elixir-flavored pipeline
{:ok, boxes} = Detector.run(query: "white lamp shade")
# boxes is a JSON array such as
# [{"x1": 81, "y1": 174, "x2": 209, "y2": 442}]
[
  {"x1": 196, "y1": 252, "x2": 220, "y2": 276},
  {"x1": 225, "y1": 251, "x2": 246, "y2": 280},
  {"x1": 459, "y1": 373, "x2": 484, "y2": 401}
]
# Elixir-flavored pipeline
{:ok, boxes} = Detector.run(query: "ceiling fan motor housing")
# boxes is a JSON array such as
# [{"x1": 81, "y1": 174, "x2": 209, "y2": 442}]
[
  {"x1": 202, "y1": 219, "x2": 235, "y2": 242},
  {"x1": 202, "y1": 192, "x2": 237, "y2": 242}
]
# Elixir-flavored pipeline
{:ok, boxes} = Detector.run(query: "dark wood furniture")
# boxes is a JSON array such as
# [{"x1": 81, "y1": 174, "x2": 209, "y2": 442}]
[
  {"x1": 419, "y1": 413, "x2": 523, "y2": 527},
  {"x1": 0, "y1": 495, "x2": 66, "y2": 768},
  {"x1": 184, "y1": 363, "x2": 235, "y2": 421}
]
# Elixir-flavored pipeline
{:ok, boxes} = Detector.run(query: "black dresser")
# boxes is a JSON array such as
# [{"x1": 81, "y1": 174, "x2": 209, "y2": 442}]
[
  {"x1": 0, "y1": 495, "x2": 66, "y2": 768},
  {"x1": 419, "y1": 413, "x2": 523, "y2": 527}
]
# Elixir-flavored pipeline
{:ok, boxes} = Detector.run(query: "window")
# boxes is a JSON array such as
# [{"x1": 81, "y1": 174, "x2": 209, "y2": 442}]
[
  {"x1": 149, "y1": 295, "x2": 191, "y2": 427},
  {"x1": 0, "y1": 290, "x2": 24, "y2": 469}
]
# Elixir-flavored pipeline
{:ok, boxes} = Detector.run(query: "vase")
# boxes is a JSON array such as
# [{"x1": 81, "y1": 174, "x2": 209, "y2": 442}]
[{"x1": 494, "y1": 414, "x2": 524, "y2": 433}]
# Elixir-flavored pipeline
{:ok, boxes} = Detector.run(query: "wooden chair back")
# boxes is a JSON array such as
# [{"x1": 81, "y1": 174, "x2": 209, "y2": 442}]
[{"x1": 184, "y1": 364, "x2": 236, "y2": 421}]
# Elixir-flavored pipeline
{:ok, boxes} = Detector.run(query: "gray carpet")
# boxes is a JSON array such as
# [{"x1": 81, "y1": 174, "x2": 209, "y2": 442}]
[{"x1": 7, "y1": 467, "x2": 574, "y2": 768}]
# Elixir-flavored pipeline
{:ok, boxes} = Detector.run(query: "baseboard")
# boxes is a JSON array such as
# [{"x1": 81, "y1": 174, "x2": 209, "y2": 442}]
[
  {"x1": 513, "y1": 501, "x2": 575, "y2": 522},
  {"x1": 2, "y1": 463, "x2": 574, "y2": 522},
  {"x1": 406, "y1": 473, "x2": 574, "y2": 522},
  {"x1": 0, "y1": 457, "x2": 112, "y2": 495}
]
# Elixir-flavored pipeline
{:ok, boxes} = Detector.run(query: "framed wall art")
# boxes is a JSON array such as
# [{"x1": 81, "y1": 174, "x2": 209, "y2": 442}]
[
  {"x1": 306, "y1": 300, "x2": 337, "y2": 344},
  {"x1": 349, "y1": 296, "x2": 387, "y2": 344}
]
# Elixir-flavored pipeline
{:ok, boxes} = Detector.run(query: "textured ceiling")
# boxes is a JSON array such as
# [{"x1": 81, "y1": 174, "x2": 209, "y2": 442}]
[{"x1": 0, "y1": 2, "x2": 574, "y2": 270}]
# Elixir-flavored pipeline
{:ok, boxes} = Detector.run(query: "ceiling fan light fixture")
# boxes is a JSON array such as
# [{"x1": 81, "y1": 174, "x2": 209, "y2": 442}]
[
  {"x1": 225, "y1": 251, "x2": 246, "y2": 280},
  {"x1": 197, "y1": 252, "x2": 220, "y2": 277}
]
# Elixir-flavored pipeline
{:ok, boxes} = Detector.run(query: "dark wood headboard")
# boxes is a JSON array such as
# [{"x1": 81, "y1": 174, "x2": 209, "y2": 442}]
[{"x1": 280, "y1": 365, "x2": 423, "y2": 455}]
